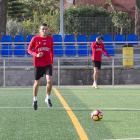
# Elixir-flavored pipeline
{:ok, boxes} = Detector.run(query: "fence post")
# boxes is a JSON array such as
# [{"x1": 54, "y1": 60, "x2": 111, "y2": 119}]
[
  {"x1": 3, "y1": 59, "x2": 5, "y2": 87},
  {"x1": 58, "y1": 58, "x2": 60, "y2": 87},
  {"x1": 112, "y1": 58, "x2": 114, "y2": 87}
]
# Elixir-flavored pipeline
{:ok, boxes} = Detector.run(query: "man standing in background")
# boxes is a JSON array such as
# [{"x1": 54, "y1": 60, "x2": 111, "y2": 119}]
[{"x1": 91, "y1": 36, "x2": 112, "y2": 89}]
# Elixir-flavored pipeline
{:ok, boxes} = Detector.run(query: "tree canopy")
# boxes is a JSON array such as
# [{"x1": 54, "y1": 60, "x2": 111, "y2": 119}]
[
  {"x1": 64, "y1": 3, "x2": 110, "y2": 17},
  {"x1": 8, "y1": 0, "x2": 26, "y2": 18},
  {"x1": 19, "y1": 0, "x2": 60, "y2": 18}
]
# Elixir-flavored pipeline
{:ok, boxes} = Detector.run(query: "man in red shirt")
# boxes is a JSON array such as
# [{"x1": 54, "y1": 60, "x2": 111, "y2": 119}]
[
  {"x1": 28, "y1": 23, "x2": 54, "y2": 110},
  {"x1": 91, "y1": 36, "x2": 112, "y2": 89}
]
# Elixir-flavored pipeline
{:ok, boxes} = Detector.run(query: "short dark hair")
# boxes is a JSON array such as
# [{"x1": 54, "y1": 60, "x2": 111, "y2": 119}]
[
  {"x1": 98, "y1": 36, "x2": 103, "y2": 40},
  {"x1": 40, "y1": 23, "x2": 47, "y2": 28}
]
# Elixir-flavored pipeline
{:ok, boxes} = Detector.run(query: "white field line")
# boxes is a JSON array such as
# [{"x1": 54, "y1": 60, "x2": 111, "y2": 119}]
[
  {"x1": 104, "y1": 138, "x2": 140, "y2": 140},
  {"x1": 0, "y1": 87, "x2": 49, "y2": 89},
  {"x1": 0, "y1": 107, "x2": 140, "y2": 111},
  {"x1": 0, "y1": 85, "x2": 140, "y2": 89}
]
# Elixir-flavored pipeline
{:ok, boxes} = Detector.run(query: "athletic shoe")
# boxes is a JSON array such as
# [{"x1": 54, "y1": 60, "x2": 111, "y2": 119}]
[
  {"x1": 33, "y1": 101, "x2": 38, "y2": 110},
  {"x1": 45, "y1": 99, "x2": 52, "y2": 107},
  {"x1": 92, "y1": 84, "x2": 99, "y2": 89},
  {"x1": 95, "y1": 84, "x2": 99, "y2": 89}
]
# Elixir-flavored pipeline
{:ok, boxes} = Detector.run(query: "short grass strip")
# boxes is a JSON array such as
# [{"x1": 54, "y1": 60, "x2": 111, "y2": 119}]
[{"x1": 53, "y1": 87, "x2": 89, "y2": 140}]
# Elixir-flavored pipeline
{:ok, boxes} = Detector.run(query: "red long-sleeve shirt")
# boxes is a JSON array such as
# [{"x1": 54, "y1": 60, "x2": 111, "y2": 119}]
[
  {"x1": 28, "y1": 35, "x2": 54, "y2": 67},
  {"x1": 91, "y1": 41, "x2": 110, "y2": 61}
]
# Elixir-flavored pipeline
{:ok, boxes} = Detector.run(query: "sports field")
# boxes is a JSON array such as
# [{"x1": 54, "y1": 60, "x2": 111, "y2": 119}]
[{"x1": 1, "y1": 86, "x2": 140, "y2": 140}]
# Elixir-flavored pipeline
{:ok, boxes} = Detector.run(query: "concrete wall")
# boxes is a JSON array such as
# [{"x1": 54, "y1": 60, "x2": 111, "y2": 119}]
[{"x1": 0, "y1": 67, "x2": 140, "y2": 87}]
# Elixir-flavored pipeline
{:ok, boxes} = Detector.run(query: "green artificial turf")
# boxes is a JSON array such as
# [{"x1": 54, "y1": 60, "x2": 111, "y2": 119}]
[{"x1": 1, "y1": 87, "x2": 140, "y2": 140}]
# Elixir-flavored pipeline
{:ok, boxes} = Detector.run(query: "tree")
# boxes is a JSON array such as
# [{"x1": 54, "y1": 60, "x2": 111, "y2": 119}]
[
  {"x1": 135, "y1": 0, "x2": 140, "y2": 39},
  {"x1": 0, "y1": 0, "x2": 8, "y2": 41},
  {"x1": 55, "y1": 3, "x2": 110, "y2": 36},
  {"x1": 22, "y1": 10, "x2": 59, "y2": 36},
  {"x1": 8, "y1": 0, "x2": 26, "y2": 19},
  {"x1": 6, "y1": 20, "x2": 29, "y2": 40},
  {"x1": 111, "y1": 12, "x2": 131, "y2": 34},
  {"x1": 102, "y1": 0, "x2": 116, "y2": 13},
  {"x1": 19, "y1": 0, "x2": 60, "y2": 19}
]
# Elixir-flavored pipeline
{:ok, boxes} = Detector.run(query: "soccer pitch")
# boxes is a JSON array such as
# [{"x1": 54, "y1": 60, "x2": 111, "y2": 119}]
[{"x1": 1, "y1": 86, "x2": 140, "y2": 140}]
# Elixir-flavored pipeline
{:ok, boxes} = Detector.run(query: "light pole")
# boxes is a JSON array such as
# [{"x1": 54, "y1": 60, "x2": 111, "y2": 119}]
[{"x1": 60, "y1": 0, "x2": 64, "y2": 41}]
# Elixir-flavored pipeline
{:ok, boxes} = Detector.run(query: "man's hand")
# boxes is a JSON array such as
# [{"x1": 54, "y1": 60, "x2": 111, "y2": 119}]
[
  {"x1": 109, "y1": 57, "x2": 112, "y2": 61},
  {"x1": 37, "y1": 52, "x2": 43, "y2": 57},
  {"x1": 96, "y1": 37, "x2": 102, "y2": 44},
  {"x1": 96, "y1": 37, "x2": 98, "y2": 42}
]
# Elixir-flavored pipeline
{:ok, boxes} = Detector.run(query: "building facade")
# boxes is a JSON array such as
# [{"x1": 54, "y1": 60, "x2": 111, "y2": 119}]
[{"x1": 75, "y1": 0, "x2": 135, "y2": 13}]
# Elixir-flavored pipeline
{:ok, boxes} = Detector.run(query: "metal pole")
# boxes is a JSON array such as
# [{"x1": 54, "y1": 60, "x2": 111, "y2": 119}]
[
  {"x1": 112, "y1": 58, "x2": 114, "y2": 87},
  {"x1": 60, "y1": 0, "x2": 64, "y2": 41},
  {"x1": 3, "y1": 59, "x2": 5, "y2": 87},
  {"x1": 58, "y1": 59, "x2": 60, "y2": 87}
]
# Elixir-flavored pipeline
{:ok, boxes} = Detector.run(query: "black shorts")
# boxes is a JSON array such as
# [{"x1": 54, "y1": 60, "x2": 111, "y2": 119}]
[
  {"x1": 34, "y1": 65, "x2": 52, "y2": 80},
  {"x1": 92, "y1": 61, "x2": 101, "y2": 69}
]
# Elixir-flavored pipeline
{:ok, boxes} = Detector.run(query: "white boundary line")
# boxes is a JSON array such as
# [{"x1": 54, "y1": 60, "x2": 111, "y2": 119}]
[
  {"x1": 0, "y1": 85, "x2": 140, "y2": 89},
  {"x1": 0, "y1": 107, "x2": 140, "y2": 110},
  {"x1": 104, "y1": 138, "x2": 140, "y2": 140}
]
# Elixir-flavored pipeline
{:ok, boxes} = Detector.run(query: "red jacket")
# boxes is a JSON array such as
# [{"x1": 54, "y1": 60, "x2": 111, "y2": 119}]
[
  {"x1": 91, "y1": 41, "x2": 110, "y2": 61},
  {"x1": 28, "y1": 35, "x2": 54, "y2": 67}
]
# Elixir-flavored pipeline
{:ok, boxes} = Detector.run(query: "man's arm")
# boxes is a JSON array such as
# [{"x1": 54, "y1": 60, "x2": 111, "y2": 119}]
[
  {"x1": 51, "y1": 39, "x2": 54, "y2": 71},
  {"x1": 28, "y1": 38, "x2": 38, "y2": 57},
  {"x1": 51, "y1": 39, "x2": 54, "y2": 64},
  {"x1": 91, "y1": 42, "x2": 97, "y2": 49},
  {"x1": 102, "y1": 44, "x2": 112, "y2": 60}
]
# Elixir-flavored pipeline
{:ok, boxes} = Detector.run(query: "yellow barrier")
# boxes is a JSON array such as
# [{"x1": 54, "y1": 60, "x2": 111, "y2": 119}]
[{"x1": 123, "y1": 45, "x2": 133, "y2": 66}]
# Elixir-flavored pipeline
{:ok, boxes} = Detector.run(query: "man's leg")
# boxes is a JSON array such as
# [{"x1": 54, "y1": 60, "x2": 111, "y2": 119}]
[
  {"x1": 93, "y1": 67, "x2": 100, "y2": 88},
  {"x1": 33, "y1": 79, "x2": 41, "y2": 110},
  {"x1": 93, "y1": 67, "x2": 99, "y2": 84},
  {"x1": 45, "y1": 75, "x2": 52, "y2": 107}
]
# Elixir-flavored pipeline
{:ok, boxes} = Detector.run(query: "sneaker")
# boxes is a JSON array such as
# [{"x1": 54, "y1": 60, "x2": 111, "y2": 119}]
[
  {"x1": 33, "y1": 101, "x2": 37, "y2": 110},
  {"x1": 95, "y1": 84, "x2": 99, "y2": 89},
  {"x1": 45, "y1": 99, "x2": 52, "y2": 107},
  {"x1": 92, "y1": 84, "x2": 99, "y2": 89}
]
